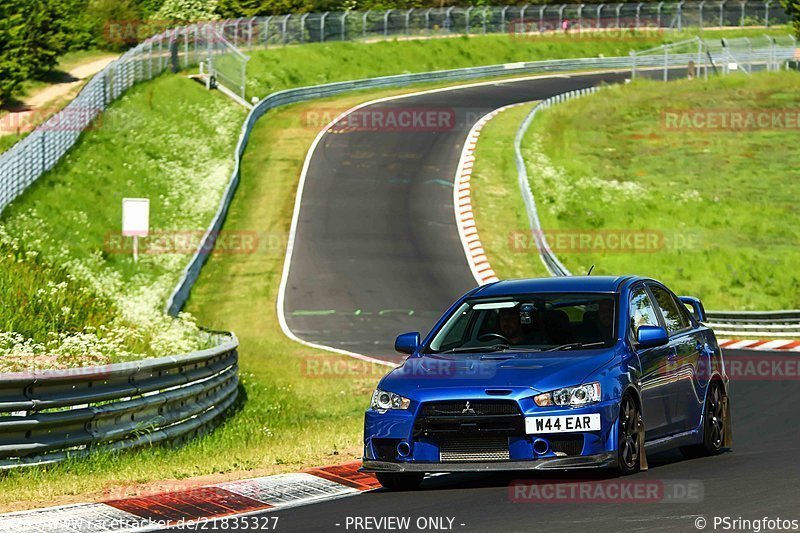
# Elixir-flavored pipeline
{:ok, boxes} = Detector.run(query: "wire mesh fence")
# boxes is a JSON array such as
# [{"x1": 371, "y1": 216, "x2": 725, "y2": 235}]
[{"x1": 630, "y1": 33, "x2": 797, "y2": 79}]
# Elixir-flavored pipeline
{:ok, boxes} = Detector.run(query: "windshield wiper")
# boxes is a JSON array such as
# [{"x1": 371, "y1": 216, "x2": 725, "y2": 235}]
[
  {"x1": 441, "y1": 343, "x2": 509, "y2": 354},
  {"x1": 545, "y1": 341, "x2": 606, "y2": 352}
]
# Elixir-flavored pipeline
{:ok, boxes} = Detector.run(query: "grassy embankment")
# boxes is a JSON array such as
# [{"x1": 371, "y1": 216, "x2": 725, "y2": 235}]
[{"x1": 470, "y1": 71, "x2": 800, "y2": 310}]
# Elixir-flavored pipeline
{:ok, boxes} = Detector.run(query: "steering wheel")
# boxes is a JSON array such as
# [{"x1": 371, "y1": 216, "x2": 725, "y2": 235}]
[{"x1": 477, "y1": 333, "x2": 510, "y2": 344}]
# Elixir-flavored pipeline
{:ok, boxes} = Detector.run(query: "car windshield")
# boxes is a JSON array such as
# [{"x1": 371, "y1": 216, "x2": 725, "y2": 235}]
[{"x1": 426, "y1": 293, "x2": 616, "y2": 354}]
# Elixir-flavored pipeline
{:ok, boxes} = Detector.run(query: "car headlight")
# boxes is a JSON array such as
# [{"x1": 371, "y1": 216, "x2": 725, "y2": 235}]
[
  {"x1": 534, "y1": 382, "x2": 601, "y2": 407},
  {"x1": 371, "y1": 389, "x2": 411, "y2": 411}
]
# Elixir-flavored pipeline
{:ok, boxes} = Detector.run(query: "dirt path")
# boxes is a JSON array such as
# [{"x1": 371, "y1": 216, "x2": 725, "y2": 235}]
[{"x1": 1, "y1": 55, "x2": 118, "y2": 138}]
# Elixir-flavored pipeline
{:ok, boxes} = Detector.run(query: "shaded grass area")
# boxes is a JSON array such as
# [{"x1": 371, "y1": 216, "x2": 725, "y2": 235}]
[
  {"x1": 472, "y1": 71, "x2": 800, "y2": 310},
  {"x1": 244, "y1": 27, "x2": 791, "y2": 98}
]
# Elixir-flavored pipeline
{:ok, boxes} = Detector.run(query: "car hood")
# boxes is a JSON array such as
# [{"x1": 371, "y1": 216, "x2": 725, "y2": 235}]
[{"x1": 380, "y1": 349, "x2": 618, "y2": 398}]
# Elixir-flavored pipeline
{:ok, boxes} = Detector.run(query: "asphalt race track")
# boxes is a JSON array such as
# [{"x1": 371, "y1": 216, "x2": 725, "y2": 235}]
[
  {"x1": 246, "y1": 70, "x2": 800, "y2": 531},
  {"x1": 212, "y1": 363, "x2": 799, "y2": 532},
  {"x1": 282, "y1": 70, "x2": 641, "y2": 361}
]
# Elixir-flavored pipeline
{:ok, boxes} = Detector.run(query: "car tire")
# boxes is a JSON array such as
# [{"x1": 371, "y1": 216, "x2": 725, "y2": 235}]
[
  {"x1": 375, "y1": 472, "x2": 425, "y2": 491},
  {"x1": 617, "y1": 394, "x2": 642, "y2": 475},
  {"x1": 681, "y1": 380, "x2": 726, "y2": 459}
]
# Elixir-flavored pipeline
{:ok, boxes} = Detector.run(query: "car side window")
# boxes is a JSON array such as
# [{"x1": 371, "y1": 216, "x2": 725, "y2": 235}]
[
  {"x1": 649, "y1": 286, "x2": 685, "y2": 334},
  {"x1": 673, "y1": 296, "x2": 694, "y2": 329},
  {"x1": 629, "y1": 287, "x2": 660, "y2": 337}
]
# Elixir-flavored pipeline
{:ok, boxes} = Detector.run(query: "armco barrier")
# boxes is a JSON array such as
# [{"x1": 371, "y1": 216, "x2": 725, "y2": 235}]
[{"x1": 0, "y1": 333, "x2": 238, "y2": 469}]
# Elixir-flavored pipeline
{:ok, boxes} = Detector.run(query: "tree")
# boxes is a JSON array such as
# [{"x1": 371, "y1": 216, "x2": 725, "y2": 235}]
[
  {"x1": 0, "y1": 1, "x2": 29, "y2": 105},
  {"x1": 155, "y1": 0, "x2": 220, "y2": 22},
  {"x1": 780, "y1": 0, "x2": 800, "y2": 37}
]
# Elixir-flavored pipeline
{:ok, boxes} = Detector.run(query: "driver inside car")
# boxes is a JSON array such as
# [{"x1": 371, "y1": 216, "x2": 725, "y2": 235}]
[{"x1": 498, "y1": 306, "x2": 546, "y2": 346}]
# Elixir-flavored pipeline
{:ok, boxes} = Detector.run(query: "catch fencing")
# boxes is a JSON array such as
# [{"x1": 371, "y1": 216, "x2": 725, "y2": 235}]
[{"x1": 0, "y1": 333, "x2": 238, "y2": 468}]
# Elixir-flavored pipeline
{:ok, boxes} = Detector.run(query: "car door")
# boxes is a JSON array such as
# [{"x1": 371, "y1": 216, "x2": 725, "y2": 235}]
[
  {"x1": 628, "y1": 285, "x2": 676, "y2": 440},
  {"x1": 647, "y1": 284, "x2": 704, "y2": 434}
]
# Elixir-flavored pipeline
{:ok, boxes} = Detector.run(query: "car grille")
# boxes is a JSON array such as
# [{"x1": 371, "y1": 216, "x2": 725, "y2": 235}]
[
  {"x1": 414, "y1": 400, "x2": 524, "y2": 438},
  {"x1": 421, "y1": 401, "x2": 519, "y2": 416},
  {"x1": 549, "y1": 435, "x2": 584, "y2": 456},
  {"x1": 439, "y1": 437, "x2": 510, "y2": 462}
]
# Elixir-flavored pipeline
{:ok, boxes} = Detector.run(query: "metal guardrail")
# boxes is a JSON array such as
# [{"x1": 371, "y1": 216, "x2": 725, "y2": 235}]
[
  {"x1": 512, "y1": 49, "x2": 800, "y2": 337},
  {"x1": 0, "y1": 333, "x2": 238, "y2": 469}
]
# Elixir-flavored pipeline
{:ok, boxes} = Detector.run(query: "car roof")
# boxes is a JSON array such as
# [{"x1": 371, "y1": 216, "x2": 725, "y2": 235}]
[{"x1": 471, "y1": 276, "x2": 642, "y2": 297}]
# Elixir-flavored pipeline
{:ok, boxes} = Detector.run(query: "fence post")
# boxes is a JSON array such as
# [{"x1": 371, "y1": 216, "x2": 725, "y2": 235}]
[
  {"x1": 664, "y1": 44, "x2": 669, "y2": 81},
  {"x1": 384, "y1": 9, "x2": 392, "y2": 37},
  {"x1": 483, "y1": 6, "x2": 489, "y2": 33},
  {"x1": 282, "y1": 14, "x2": 290, "y2": 45},
  {"x1": 631, "y1": 50, "x2": 638, "y2": 79},
  {"x1": 597, "y1": 3, "x2": 605, "y2": 29},
  {"x1": 425, "y1": 8, "x2": 432, "y2": 34},
  {"x1": 405, "y1": 8, "x2": 413, "y2": 35},
  {"x1": 657, "y1": 1, "x2": 664, "y2": 27},
  {"x1": 539, "y1": 5, "x2": 546, "y2": 32},
  {"x1": 558, "y1": 4, "x2": 566, "y2": 30},
  {"x1": 677, "y1": 0, "x2": 685, "y2": 31},
  {"x1": 300, "y1": 13, "x2": 309, "y2": 43},
  {"x1": 520, "y1": 3, "x2": 528, "y2": 27},
  {"x1": 615, "y1": 3, "x2": 623, "y2": 28},
  {"x1": 764, "y1": 0, "x2": 770, "y2": 27},
  {"x1": 321, "y1": 12, "x2": 329, "y2": 42},
  {"x1": 699, "y1": 0, "x2": 705, "y2": 28},
  {"x1": 579, "y1": 4, "x2": 586, "y2": 30},
  {"x1": 719, "y1": 0, "x2": 726, "y2": 26},
  {"x1": 363, "y1": 10, "x2": 370, "y2": 38},
  {"x1": 501, "y1": 6, "x2": 508, "y2": 33},
  {"x1": 740, "y1": 0, "x2": 746, "y2": 26},
  {"x1": 466, "y1": 6, "x2": 473, "y2": 34}
]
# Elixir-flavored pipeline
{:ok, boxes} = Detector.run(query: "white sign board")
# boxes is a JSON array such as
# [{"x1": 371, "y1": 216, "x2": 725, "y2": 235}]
[{"x1": 122, "y1": 198, "x2": 150, "y2": 237}]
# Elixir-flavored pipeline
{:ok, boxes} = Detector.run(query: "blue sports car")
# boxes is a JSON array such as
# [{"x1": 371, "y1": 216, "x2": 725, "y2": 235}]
[{"x1": 362, "y1": 276, "x2": 731, "y2": 490}]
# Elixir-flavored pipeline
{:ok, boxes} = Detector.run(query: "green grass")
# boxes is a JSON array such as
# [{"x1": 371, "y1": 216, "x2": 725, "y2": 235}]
[
  {"x1": 471, "y1": 102, "x2": 551, "y2": 281},
  {"x1": 243, "y1": 27, "x2": 792, "y2": 98},
  {"x1": 0, "y1": 74, "x2": 244, "y2": 368},
  {"x1": 0, "y1": 89, "x2": 418, "y2": 513},
  {"x1": 471, "y1": 71, "x2": 800, "y2": 310}
]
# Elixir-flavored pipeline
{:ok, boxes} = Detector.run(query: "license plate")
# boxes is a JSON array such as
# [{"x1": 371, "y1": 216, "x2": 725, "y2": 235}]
[{"x1": 525, "y1": 414, "x2": 601, "y2": 434}]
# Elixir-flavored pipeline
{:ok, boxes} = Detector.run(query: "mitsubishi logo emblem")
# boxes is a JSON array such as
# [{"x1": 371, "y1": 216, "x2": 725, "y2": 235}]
[{"x1": 462, "y1": 401, "x2": 476, "y2": 415}]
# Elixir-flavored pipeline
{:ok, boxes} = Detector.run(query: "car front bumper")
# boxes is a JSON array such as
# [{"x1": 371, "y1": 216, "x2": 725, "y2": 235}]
[{"x1": 362, "y1": 452, "x2": 617, "y2": 473}]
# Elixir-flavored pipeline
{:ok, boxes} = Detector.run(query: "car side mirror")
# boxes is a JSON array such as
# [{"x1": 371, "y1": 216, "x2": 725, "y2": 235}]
[
  {"x1": 395, "y1": 332, "x2": 421, "y2": 354},
  {"x1": 637, "y1": 325, "x2": 668, "y2": 348},
  {"x1": 679, "y1": 296, "x2": 707, "y2": 323}
]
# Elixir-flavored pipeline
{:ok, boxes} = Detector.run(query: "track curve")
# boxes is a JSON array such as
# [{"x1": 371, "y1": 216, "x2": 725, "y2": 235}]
[
  {"x1": 266, "y1": 69, "x2": 800, "y2": 532},
  {"x1": 281, "y1": 71, "x2": 637, "y2": 362}
]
